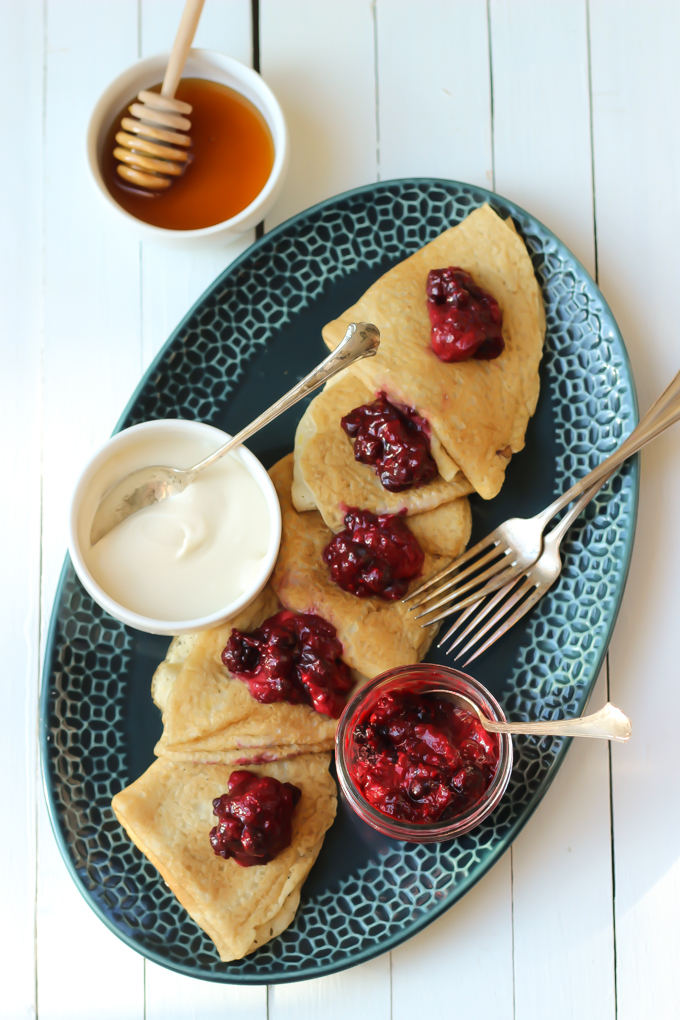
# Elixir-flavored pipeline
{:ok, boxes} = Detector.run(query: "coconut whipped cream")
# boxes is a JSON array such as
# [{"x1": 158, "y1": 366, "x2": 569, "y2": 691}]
[{"x1": 81, "y1": 430, "x2": 272, "y2": 622}]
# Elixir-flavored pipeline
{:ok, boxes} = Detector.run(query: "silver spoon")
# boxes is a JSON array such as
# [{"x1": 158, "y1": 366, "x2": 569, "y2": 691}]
[
  {"x1": 430, "y1": 690, "x2": 631, "y2": 742},
  {"x1": 90, "y1": 321, "x2": 380, "y2": 545}
]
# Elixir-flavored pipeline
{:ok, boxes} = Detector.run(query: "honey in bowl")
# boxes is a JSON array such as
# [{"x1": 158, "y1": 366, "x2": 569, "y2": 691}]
[{"x1": 101, "y1": 78, "x2": 275, "y2": 230}]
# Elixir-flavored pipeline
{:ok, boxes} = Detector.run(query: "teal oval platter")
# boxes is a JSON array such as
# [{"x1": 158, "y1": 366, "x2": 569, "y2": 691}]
[{"x1": 40, "y1": 179, "x2": 638, "y2": 984}]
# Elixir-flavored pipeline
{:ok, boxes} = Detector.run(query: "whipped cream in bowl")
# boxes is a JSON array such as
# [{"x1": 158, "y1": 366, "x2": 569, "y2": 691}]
[{"x1": 69, "y1": 419, "x2": 282, "y2": 635}]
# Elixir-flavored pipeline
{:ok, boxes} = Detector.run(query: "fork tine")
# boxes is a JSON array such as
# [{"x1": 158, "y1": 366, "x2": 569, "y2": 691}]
[
  {"x1": 436, "y1": 568, "x2": 521, "y2": 647},
  {"x1": 436, "y1": 599, "x2": 481, "y2": 648},
  {"x1": 402, "y1": 532, "x2": 502, "y2": 604},
  {"x1": 413, "y1": 553, "x2": 514, "y2": 619},
  {"x1": 445, "y1": 579, "x2": 519, "y2": 653},
  {"x1": 416, "y1": 560, "x2": 528, "y2": 626},
  {"x1": 408, "y1": 544, "x2": 508, "y2": 612},
  {"x1": 460, "y1": 584, "x2": 545, "y2": 666},
  {"x1": 453, "y1": 577, "x2": 537, "y2": 661}
]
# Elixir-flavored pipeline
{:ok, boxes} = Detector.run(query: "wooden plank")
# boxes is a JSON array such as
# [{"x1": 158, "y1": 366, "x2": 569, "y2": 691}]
[
  {"x1": 37, "y1": 1, "x2": 145, "y2": 1015},
  {"x1": 145, "y1": 962, "x2": 266, "y2": 1020},
  {"x1": 141, "y1": 0, "x2": 252, "y2": 60},
  {"x1": 376, "y1": 0, "x2": 492, "y2": 188},
  {"x1": 0, "y1": 0, "x2": 43, "y2": 1016},
  {"x1": 139, "y1": 0, "x2": 255, "y2": 368},
  {"x1": 391, "y1": 854, "x2": 514, "y2": 1020},
  {"x1": 490, "y1": 0, "x2": 595, "y2": 275},
  {"x1": 259, "y1": 0, "x2": 378, "y2": 229},
  {"x1": 39, "y1": 0, "x2": 142, "y2": 614},
  {"x1": 590, "y1": 3, "x2": 680, "y2": 1016},
  {"x1": 489, "y1": 4, "x2": 616, "y2": 1015},
  {"x1": 511, "y1": 672, "x2": 615, "y2": 1019},
  {"x1": 269, "y1": 956, "x2": 391, "y2": 1020}
]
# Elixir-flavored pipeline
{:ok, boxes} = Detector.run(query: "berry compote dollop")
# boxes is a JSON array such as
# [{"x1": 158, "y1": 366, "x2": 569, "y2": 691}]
[
  {"x1": 350, "y1": 689, "x2": 499, "y2": 824},
  {"x1": 323, "y1": 507, "x2": 424, "y2": 600},
  {"x1": 210, "y1": 770, "x2": 301, "y2": 867},
  {"x1": 222, "y1": 609, "x2": 353, "y2": 718},
  {"x1": 426, "y1": 266, "x2": 504, "y2": 363},
  {"x1": 340, "y1": 392, "x2": 438, "y2": 492}
]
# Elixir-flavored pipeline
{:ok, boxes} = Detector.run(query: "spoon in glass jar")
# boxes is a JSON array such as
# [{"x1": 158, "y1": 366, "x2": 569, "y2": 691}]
[
  {"x1": 89, "y1": 322, "x2": 380, "y2": 545},
  {"x1": 432, "y1": 690, "x2": 631, "y2": 742}
]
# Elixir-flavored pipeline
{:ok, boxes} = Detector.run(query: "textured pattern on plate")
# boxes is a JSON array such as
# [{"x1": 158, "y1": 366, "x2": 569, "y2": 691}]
[{"x1": 42, "y1": 180, "x2": 637, "y2": 983}]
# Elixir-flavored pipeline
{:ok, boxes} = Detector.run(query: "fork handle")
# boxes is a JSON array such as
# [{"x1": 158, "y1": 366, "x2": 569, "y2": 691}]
[
  {"x1": 546, "y1": 468, "x2": 617, "y2": 545},
  {"x1": 484, "y1": 702, "x2": 631, "y2": 742},
  {"x1": 538, "y1": 367, "x2": 680, "y2": 525}
]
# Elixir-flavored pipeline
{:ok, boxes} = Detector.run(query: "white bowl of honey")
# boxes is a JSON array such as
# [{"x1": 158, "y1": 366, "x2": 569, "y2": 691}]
[{"x1": 87, "y1": 50, "x2": 288, "y2": 246}]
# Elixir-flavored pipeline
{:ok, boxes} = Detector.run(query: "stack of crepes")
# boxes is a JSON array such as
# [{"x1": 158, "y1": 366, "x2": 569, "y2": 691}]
[{"x1": 111, "y1": 203, "x2": 545, "y2": 964}]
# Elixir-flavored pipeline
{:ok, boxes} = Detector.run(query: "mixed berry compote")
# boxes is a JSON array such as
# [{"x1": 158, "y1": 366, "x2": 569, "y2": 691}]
[
  {"x1": 322, "y1": 507, "x2": 424, "y2": 600},
  {"x1": 426, "y1": 266, "x2": 504, "y2": 362},
  {"x1": 222, "y1": 609, "x2": 353, "y2": 718},
  {"x1": 340, "y1": 392, "x2": 438, "y2": 492},
  {"x1": 210, "y1": 770, "x2": 301, "y2": 867},
  {"x1": 349, "y1": 688, "x2": 499, "y2": 824}
]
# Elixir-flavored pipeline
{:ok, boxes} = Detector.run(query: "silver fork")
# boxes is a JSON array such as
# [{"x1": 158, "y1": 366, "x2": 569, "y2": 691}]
[
  {"x1": 405, "y1": 365, "x2": 680, "y2": 620},
  {"x1": 437, "y1": 471, "x2": 613, "y2": 664}
]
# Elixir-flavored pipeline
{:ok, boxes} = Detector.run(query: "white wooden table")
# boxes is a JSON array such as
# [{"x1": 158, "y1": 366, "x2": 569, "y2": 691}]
[{"x1": 4, "y1": 2, "x2": 680, "y2": 1017}]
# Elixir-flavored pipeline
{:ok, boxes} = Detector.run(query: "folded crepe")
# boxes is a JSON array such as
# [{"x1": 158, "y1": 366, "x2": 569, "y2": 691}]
[
  {"x1": 152, "y1": 631, "x2": 202, "y2": 715},
  {"x1": 112, "y1": 754, "x2": 336, "y2": 962},
  {"x1": 321, "y1": 204, "x2": 545, "y2": 500},
  {"x1": 271, "y1": 454, "x2": 470, "y2": 679},
  {"x1": 154, "y1": 585, "x2": 339, "y2": 764},
  {"x1": 292, "y1": 371, "x2": 474, "y2": 531}
]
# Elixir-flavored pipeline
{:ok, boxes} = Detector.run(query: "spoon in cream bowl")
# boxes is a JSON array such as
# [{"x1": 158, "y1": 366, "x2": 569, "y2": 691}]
[{"x1": 90, "y1": 321, "x2": 380, "y2": 545}]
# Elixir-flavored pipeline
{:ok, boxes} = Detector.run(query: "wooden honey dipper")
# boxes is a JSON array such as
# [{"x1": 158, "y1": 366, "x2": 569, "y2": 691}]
[{"x1": 114, "y1": 0, "x2": 205, "y2": 191}]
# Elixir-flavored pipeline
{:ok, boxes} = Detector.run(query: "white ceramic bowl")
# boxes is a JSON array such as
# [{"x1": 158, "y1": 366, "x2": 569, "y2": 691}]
[
  {"x1": 68, "y1": 419, "x2": 282, "y2": 635},
  {"x1": 86, "y1": 49, "x2": 289, "y2": 246}
]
